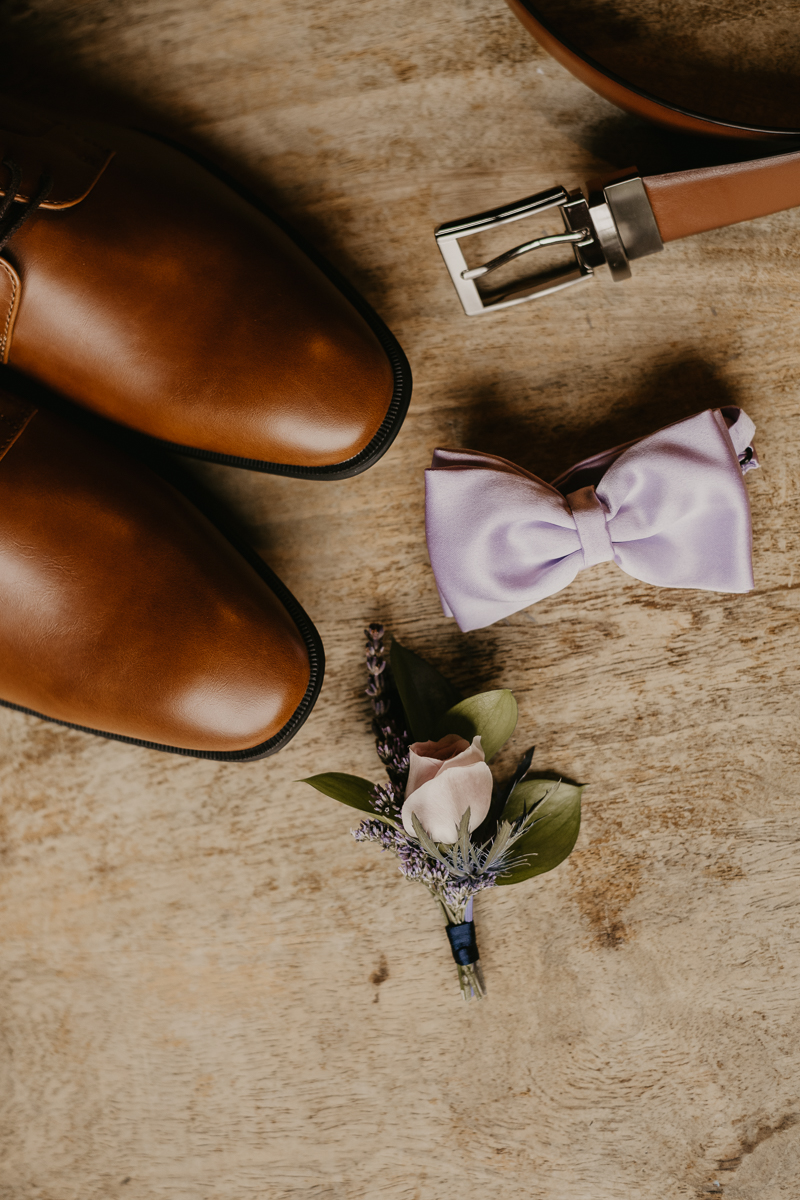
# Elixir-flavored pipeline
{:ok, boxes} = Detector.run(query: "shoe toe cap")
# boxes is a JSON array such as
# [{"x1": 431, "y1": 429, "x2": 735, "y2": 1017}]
[{"x1": 0, "y1": 405, "x2": 319, "y2": 757}]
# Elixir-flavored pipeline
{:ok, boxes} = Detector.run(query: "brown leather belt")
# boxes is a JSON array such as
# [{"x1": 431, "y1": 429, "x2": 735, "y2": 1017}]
[{"x1": 435, "y1": 2, "x2": 800, "y2": 315}]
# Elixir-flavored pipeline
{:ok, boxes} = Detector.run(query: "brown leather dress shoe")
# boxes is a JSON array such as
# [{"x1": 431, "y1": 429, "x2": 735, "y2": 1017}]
[
  {"x1": 0, "y1": 387, "x2": 323, "y2": 759},
  {"x1": 0, "y1": 101, "x2": 411, "y2": 479}
]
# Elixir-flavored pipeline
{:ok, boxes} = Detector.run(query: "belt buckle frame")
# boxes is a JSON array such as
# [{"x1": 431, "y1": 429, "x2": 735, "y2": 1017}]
[
  {"x1": 434, "y1": 186, "x2": 599, "y2": 316},
  {"x1": 435, "y1": 174, "x2": 662, "y2": 316}
]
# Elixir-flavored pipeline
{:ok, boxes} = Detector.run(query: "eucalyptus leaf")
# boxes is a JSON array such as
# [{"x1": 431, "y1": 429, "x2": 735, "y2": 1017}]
[
  {"x1": 390, "y1": 639, "x2": 462, "y2": 742},
  {"x1": 437, "y1": 689, "x2": 518, "y2": 760},
  {"x1": 301, "y1": 772, "x2": 378, "y2": 814},
  {"x1": 497, "y1": 778, "x2": 583, "y2": 885}
]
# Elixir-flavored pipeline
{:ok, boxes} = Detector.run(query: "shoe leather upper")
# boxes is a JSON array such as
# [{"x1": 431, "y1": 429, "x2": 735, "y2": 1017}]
[
  {"x1": 0, "y1": 103, "x2": 395, "y2": 468},
  {"x1": 0, "y1": 389, "x2": 311, "y2": 751}
]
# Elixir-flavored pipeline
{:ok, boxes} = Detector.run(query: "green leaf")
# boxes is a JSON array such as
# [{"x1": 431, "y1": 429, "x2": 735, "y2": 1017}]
[
  {"x1": 390, "y1": 639, "x2": 462, "y2": 742},
  {"x1": 497, "y1": 777, "x2": 583, "y2": 885},
  {"x1": 501, "y1": 776, "x2": 555, "y2": 823},
  {"x1": 437, "y1": 689, "x2": 518, "y2": 760},
  {"x1": 301, "y1": 773, "x2": 378, "y2": 814}
]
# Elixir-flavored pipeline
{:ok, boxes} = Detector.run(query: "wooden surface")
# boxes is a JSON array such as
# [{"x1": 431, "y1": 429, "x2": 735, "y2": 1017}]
[{"x1": 2, "y1": 2, "x2": 800, "y2": 1198}]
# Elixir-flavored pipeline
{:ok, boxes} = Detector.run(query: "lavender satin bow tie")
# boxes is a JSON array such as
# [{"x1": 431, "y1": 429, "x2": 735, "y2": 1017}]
[{"x1": 426, "y1": 407, "x2": 759, "y2": 633}]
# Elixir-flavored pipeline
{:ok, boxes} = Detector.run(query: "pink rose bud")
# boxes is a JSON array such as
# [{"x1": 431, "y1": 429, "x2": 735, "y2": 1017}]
[{"x1": 401, "y1": 734, "x2": 493, "y2": 843}]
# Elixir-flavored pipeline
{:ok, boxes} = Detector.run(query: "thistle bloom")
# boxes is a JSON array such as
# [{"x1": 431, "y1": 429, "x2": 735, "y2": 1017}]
[{"x1": 401, "y1": 734, "x2": 493, "y2": 843}]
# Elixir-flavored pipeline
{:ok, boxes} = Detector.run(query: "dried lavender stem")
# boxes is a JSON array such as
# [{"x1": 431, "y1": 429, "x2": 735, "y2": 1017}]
[{"x1": 364, "y1": 623, "x2": 409, "y2": 809}]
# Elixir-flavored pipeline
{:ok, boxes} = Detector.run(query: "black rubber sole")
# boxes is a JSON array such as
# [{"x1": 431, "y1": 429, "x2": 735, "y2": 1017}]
[
  {"x1": 95, "y1": 129, "x2": 412, "y2": 480},
  {"x1": 0, "y1": 452, "x2": 325, "y2": 761}
]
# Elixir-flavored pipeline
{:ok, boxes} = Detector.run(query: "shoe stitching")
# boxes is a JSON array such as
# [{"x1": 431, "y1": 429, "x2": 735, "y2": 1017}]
[{"x1": 0, "y1": 258, "x2": 18, "y2": 362}]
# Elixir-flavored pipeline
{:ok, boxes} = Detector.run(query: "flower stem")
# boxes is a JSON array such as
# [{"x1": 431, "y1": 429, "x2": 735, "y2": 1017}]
[
  {"x1": 364, "y1": 623, "x2": 409, "y2": 802},
  {"x1": 457, "y1": 960, "x2": 487, "y2": 1001},
  {"x1": 437, "y1": 895, "x2": 486, "y2": 1001}
]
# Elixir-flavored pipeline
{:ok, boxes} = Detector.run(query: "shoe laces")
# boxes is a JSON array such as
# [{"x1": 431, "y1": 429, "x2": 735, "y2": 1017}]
[{"x1": 0, "y1": 158, "x2": 53, "y2": 253}]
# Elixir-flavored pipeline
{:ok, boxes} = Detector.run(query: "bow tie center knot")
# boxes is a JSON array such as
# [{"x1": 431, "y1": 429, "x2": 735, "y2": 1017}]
[{"x1": 566, "y1": 485, "x2": 615, "y2": 569}]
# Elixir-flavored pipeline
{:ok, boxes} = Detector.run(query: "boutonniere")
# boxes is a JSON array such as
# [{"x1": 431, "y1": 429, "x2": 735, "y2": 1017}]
[{"x1": 303, "y1": 625, "x2": 584, "y2": 1000}]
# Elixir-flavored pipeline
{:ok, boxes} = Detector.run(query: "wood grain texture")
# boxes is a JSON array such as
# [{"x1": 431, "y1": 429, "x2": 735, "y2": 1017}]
[{"x1": 1, "y1": 2, "x2": 800, "y2": 1197}]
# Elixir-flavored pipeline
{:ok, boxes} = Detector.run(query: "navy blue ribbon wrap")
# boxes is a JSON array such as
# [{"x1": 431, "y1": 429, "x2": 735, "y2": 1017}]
[{"x1": 446, "y1": 920, "x2": 479, "y2": 965}]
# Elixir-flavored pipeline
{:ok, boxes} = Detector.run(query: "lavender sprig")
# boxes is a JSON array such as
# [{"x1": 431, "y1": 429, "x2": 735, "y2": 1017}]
[
  {"x1": 364, "y1": 623, "x2": 409, "y2": 811},
  {"x1": 353, "y1": 818, "x2": 498, "y2": 916}
]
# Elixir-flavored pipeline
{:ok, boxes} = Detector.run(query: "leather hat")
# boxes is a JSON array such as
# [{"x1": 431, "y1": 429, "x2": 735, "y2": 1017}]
[
  {"x1": 0, "y1": 387, "x2": 323, "y2": 759},
  {"x1": 0, "y1": 101, "x2": 411, "y2": 479}
]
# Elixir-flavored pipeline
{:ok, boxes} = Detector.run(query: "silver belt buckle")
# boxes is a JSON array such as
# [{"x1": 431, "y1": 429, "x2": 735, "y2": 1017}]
[{"x1": 434, "y1": 174, "x2": 663, "y2": 316}]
